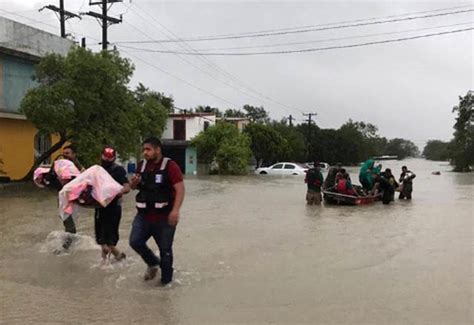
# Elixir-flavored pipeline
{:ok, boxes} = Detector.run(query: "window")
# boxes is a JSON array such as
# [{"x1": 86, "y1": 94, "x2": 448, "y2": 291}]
[
  {"x1": 204, "y1": 121, "x2": 210, "y2": 131},
  {"x1": 34, "y1": 133, "x2": 51, "y2": 164},
  {"x1": 284, "y1": 164, "x2": 296, "y2": 169},
  {"x1": 272, "y1": 164, "x2": 283, "y2": 169},
  {"x1": 173, "y1": 120, "x2": 186, "y2": 140}
]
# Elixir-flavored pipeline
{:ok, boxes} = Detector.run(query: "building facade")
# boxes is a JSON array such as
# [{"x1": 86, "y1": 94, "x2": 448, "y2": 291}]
[
  {"x1": 161, "y1": 113, "x2": 216, "y2": 175},
  {"x1": 0, "y1": 16, "x2": 72, "y2": 181}
]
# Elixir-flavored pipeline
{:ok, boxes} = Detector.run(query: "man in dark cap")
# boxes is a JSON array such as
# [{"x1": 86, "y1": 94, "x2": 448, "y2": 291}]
[{"x1": 95, "y1": 146, "x2": 130, "y2": 262}]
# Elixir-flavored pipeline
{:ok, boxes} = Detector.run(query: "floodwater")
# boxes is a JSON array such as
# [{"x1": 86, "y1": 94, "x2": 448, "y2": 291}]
[{"x1": 0, "y1": 159, "x2": 472, "y2": 324}]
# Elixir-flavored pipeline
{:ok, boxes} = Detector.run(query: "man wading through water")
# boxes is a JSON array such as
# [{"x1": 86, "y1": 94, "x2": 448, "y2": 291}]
[
  {"x1": 95, "y1": 147, "x2": 130, "y2": 263},
  {"x1": 49, "y1": 145, "x2": 84, "y2": 252},
  {"x1": 129, "y1": 137, "x2": 185, "y2": 286}
]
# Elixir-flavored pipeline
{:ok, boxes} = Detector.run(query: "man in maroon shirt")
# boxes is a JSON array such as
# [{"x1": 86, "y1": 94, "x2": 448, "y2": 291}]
[{"x1": 129, "y1": 137, "x2": 185, "y2": 285}]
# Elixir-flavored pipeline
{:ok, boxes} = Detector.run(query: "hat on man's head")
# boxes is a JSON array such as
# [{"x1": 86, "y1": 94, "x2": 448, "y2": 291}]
[{"x1": 102, "y1": 147, "x2": 116, "y2": 159}]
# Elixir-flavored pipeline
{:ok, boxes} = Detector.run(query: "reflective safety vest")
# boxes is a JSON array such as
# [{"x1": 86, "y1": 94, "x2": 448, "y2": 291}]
[{"x1": 135, "y1": 158, "x2": 173, "y2": 213}]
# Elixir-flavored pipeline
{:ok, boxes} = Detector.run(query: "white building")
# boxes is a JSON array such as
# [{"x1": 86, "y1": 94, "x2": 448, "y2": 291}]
[
  {"x1": 162, "y1": 113, "x2": 216, "y2": 141},
  {"x1": 161, "y1": 113, "x2": 216, "y2": 175}
]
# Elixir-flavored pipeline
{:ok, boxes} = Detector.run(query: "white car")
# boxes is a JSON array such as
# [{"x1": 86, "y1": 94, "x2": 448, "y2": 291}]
[
  {"x1": 305, "y1": 162, "x2": 330, "y2": 170},
  {"x1": 255, "y1": 162, "x2": 308, "y2": 175}
]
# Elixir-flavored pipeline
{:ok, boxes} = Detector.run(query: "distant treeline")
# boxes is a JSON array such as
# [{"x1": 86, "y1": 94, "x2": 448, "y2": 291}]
[
  {"x1": 422, "y1": 92, "x2": 473, "y2": 172},
  {"x1": 192, "y1": 105, "x2": 419, "y2": 174}
]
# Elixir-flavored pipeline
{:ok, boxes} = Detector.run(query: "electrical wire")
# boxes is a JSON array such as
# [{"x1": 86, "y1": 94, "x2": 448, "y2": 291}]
[
  {"x1": 114, "y1": 7, "x2": 474, "y2": 44},
  {"x1": 118, "y1": 27, "x2": 474, "y2": 56}
]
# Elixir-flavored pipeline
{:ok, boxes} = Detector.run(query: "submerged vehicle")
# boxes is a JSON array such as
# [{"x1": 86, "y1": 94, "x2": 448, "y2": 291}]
[{"x1": 255, "y1": 162, "x2": 308, "y2": 175}]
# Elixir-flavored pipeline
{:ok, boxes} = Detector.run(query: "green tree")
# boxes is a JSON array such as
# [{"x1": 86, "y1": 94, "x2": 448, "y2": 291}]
[
  {"x1": 423, "y1": 140, "x2": 450, "y2": 161},
  {"x1": 224, "y1": 108, "x2": 246, "y2": 118},
  {"x1": 216, "y1": 137, "x2": 252, "y2": 175},
  {"x1": 135, "y1": 83, "x2": 174, "y2": 112},
  {"x1": 191, "y1": 123, "x2": 251, "y2": 174},
  {"x1": 134, "y1": 85, "x2": 169, "y2": 139},
  {"x1": 450, "y1": 92, "x2": 473, "y2": 172},
  {"x1": 385, "y1": 138, "x2": 420, "y2": 159},
  {"x1": 271, "y1": 121, "x2": 306, "y2": 162},
  {"x1": 243, "y1": 104, "x2": 270, "y2": 124},
  {"x1": 296, "y1": 122, "x2": 321, "y2": 162},
  {"x1": 20, "y1": 47, "x2": 163, "y2": 180},
  {"x1": 244, "y1": 123, "x2": 286, "y2": 167},
  {"x1": 194, "y1": 105, "x2": 222, "y2": 117},
  {"x1": 336, "y1": 121, "x2": 371, "y2": 164}
]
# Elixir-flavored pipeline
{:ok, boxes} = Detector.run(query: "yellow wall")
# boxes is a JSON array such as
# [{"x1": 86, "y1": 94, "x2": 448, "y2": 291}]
[{"x1": 0, "y1": 117, "x2": 62, "y2": 180}]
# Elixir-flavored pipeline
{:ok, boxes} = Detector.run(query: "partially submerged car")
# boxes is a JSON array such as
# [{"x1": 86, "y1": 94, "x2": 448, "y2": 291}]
[{"x1": 255, "y1": 162, "x2": 308, "y2": 175}]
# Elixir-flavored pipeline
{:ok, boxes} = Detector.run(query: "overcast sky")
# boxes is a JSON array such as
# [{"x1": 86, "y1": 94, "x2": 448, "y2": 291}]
[{"x1": 1, "y1": 0, "x2": 472, "y2": 149}]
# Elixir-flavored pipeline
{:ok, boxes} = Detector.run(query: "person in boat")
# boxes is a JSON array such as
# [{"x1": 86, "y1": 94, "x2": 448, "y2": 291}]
[
  {"x1": 399, "y1": 166, "x2": 416, "y2": 200},
  {"x1": 323, "y1": 163, "x2": 342, "y2": 190},
  {"x1": 359, "y1": 159, "x2": 382, "y2": 193},
  {"x1": 335, "y1": 172, "x2": 358, "y2": 196},
  {"x1": 305, "y1": 161, "x2": 324, "y2": 205}
]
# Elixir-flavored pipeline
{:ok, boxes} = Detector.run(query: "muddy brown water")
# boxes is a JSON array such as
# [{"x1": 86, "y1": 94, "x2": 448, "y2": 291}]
[{"x1": 0, "y1": 159, "x2": 472, "y2": 324}]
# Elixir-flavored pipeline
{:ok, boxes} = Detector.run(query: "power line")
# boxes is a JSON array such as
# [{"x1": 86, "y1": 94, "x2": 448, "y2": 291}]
[
  {"x1": 39, "y1": 0, "x2": 81, "y2": 38},
  {"x1": 155, "y1": 4, "x2": 473, "y2": 40},
  {"x1": 185, "y1": 21, "x2": 474, "y2": 52},
  {"x1": 83, "y1": 0, "x2": 123, "y2": 50},
  {"x1": 0, "y1": 8, "x2": 59, "y2": 31},
  {"x1": 128, "y1": 3, "x2": 305, "y2": 115},
  {"x1": 118, "y1": 48, "x2": 241, "y2": 108},
  {"x1": 120, "y1": 19, "x2": 269, "y2": 109},
  {"x1": 113, "y1": 7, "x2": 474, "y2": 44},
  {"x1": 119, "y1": 27, "x2": 474, "y2": 56},
  {"x1": 0, "y1": 8, "x2": 101, "y2": 45}
]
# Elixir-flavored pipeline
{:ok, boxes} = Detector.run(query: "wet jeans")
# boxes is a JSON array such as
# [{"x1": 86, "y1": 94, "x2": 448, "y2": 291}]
[{"x1": 129, "y1": 213, "x2": 176, "y2": 283}]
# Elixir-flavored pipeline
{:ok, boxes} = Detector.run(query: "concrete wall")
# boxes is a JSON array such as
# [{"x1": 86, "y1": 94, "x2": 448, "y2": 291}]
[
  {"x1": 0, "y1": 53, "x2": 37, "y2": 113},
  {"x1": 0, "y1": 16, "x2": 72, "y2": 59},
  {"x1": 162, "y1": 115, "x2": 216, "y2": 141}
]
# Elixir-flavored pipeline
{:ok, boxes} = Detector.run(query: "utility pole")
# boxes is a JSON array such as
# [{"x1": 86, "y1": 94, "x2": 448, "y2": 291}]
[
  {"x1": 303, "y1": 112, "x2": 317, "y2": 160},
  {"x1": 84, "y1": 0, "x2": 123, "y2": 50},
  {"x1": 303, "y1": 112, "x2": 317, "y2": 126},
  {"x1": 288, "y1": 114, "x2": 294, "y2": 127},
  {"x1": 39, "y1": 0, "x2": 81, "y2": 38}
]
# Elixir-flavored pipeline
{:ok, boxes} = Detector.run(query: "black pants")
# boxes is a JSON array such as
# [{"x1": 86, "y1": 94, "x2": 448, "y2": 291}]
[
  {"x1": 94, "y1": 204, "x2": 122, "y2": 246},
  {"x1": 63, "y1": 215, "x2": 76, "y2": 234}
]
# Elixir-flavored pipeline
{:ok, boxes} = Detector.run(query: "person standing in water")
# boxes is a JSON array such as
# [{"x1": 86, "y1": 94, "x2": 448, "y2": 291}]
[
  {"x1": 129, "y1": 137, "x2": 185, "y2": 286},
  {"x1": 399, "y1": 165, "x2": 416, "y2": 200},
  {"x1": 49, "y1": 145, "x2": 84, "y2": 252},
  {"x1": 305, "y1": 161, "x2": 324, "y2": 205},
  {"x1": 94, "y1": 146, "x2": 130, "y2": 262}
]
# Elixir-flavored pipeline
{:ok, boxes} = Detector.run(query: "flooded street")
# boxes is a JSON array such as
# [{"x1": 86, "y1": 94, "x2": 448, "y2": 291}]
[{"x1": 0, "y1": 159, "x2": 472, "y2": 324}]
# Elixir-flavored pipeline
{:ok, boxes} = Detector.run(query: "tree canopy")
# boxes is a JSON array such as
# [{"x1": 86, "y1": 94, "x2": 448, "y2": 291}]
[
  {"x1": 20, "y1": 47, "x2": 168, "y2": 180},
  {"x1": 450, "y1": 92, "x2": 473, "y2": 171}
]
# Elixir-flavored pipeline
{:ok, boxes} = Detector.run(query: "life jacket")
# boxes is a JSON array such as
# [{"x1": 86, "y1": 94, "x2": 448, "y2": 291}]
[
  {"x1": 336, "y1": 179, "x2": 348, "y2": 192},
  {"x1": 135, "y1": 158, "x2": 173, "y2": 213}
]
